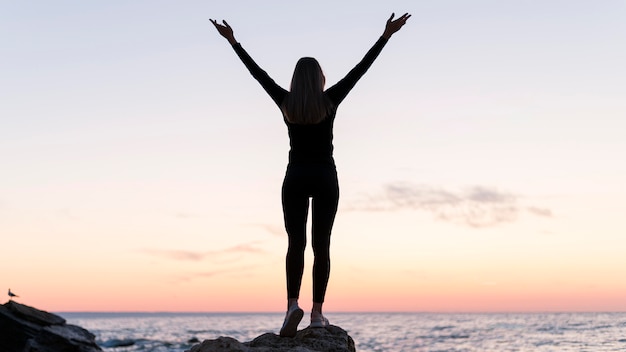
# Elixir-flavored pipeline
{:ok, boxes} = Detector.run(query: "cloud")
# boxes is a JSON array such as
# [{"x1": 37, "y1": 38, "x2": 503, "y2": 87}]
[
  {"x1": 174, "y1": 212, "x2": 197, "y2": 219},
  {"x1": 172, "y1": 265, "x2": 258, "y2": 283},
  {"x1": 344, "y1": 182, "x2": 552, "y2": 228},
  {"x1": 56, "y1": 208, "x2": 80, "y2": 220},
  {"x1": 140, "y1": 242, "x2": 266, "y2": 262},
  {"x1": 227, "y1": 243, "x2": 266, "y2": 253},
  {"x1": 173, "y1": 265, "x2": 258, "y2": 283},
  {"x1": 149, "y1": 249, "x2": 206, "y2": 261},
  {"x1": 526, "y1": 206, "x2": 553, "y2": 217},
  {"x1": 248, "y1": 223, "x2": 285, "y2": 237}
]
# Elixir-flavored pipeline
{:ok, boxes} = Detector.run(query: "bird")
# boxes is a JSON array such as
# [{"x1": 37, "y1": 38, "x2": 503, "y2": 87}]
[{"x1": 8, "y1": 288, "x2": 18, "y2": 300}]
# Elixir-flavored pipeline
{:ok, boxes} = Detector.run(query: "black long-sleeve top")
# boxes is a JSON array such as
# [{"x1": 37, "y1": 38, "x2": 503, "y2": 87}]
[{"x1": 231, "y1": 37, "x2": 388, "y2": 166}]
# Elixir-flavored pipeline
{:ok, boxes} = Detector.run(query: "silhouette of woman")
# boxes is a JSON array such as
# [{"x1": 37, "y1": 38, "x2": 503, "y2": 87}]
[{"x1": 211, "y1": 13, "x2": 410, "y2": 337}]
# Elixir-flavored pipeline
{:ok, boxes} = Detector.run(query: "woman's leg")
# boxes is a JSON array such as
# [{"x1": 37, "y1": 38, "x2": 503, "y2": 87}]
[
  {"x1": 282, "y1": 167, "x2": 309, "y2": 302},
  {"x1": 311, "y1": 166, "x2": 339, "y2": 307}
]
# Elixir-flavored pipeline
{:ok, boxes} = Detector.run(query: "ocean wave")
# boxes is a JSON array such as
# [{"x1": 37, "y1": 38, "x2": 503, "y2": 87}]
[
  {"x1": 430, "y1": 325, "x2": 455, "y2": 331},
  {"x1": 64, "y1": 312, "x2": 626, "y2": 352},
  {"x1": 100, "y1": 338, "x2": 135, "y2": 348}
]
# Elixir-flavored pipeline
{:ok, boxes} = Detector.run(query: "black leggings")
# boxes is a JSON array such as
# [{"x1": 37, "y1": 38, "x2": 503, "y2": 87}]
[{"x1": 282, "y1": 163, "x2": 339, "y2": 303}]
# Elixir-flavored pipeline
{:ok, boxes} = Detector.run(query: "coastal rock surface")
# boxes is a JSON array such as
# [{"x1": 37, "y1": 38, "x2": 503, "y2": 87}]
[
  {"x1": 0, "y1": 300, "x2": 102, "y2": 352},
  {"x1": 187, "y1": 325, "x2": 356, "y2": 352}
]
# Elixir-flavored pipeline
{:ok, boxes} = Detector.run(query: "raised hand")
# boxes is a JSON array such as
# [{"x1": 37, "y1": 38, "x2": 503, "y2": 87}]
[
  {"x1": 382, "y1": 12, "x2": 411, "y2": 39},
  {"x1": 210, "y1": 19, "x2": 237, "y2": 44}
]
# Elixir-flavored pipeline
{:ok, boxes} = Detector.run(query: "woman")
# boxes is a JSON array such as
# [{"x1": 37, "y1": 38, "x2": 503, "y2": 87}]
[{"x1": 210, "y1": 13, "x2": 410, "y2": 337}]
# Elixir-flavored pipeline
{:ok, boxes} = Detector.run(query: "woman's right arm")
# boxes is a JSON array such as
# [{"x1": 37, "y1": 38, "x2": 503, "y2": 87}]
[{"x1": 210, "y1": 19, "x2": 287, "y2": 107}]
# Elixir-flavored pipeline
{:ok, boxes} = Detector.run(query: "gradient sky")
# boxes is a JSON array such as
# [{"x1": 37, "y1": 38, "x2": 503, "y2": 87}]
[{"x1": 2, "y1": 1, "x2": 625, "y2": 312}]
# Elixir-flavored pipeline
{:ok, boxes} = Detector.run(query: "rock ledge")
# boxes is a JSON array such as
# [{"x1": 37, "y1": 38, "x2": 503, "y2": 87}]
[
  {"x1": 187, "y1": 324, "x2": 356, "y2": 352},
  {"x1": 0, "y1": 300, "x2": 102, "y2": 352}
]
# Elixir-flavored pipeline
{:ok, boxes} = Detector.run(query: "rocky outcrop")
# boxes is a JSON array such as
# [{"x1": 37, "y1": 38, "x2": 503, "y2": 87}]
[
  {"x1": 187, "y1": 325, "x2": 356, "y2": 352},
  {"x1": 0, "y1": 300, "x2": 102, "y2": 352}
]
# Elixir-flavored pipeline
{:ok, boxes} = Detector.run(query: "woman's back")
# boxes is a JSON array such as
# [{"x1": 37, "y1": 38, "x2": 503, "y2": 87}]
[
  {"x1": 229, "y1": 36, "x2": 390, "y2": 164},
  {"x1": 210, "y1": 12, "x2": 410, "y2": 337}
]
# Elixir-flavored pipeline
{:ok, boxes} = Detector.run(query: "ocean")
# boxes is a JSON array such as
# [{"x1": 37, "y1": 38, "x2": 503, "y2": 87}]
[{"x1": 59, "y1": 312, "x2": 626, "y2": 351}]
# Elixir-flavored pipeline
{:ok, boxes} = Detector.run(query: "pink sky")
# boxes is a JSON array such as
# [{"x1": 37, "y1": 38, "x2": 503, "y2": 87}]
[{"x1": 3, "y1": 1, "x2": 626, "y2": 312}]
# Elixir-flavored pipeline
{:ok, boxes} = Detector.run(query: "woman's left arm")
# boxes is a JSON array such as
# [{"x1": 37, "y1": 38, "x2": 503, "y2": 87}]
[
  {"x1": 326, "y1": 13, "x2": 411, "y2": 106},
  {"x1": 210, "y1": 19, "x2": 237, "y2": 44}
]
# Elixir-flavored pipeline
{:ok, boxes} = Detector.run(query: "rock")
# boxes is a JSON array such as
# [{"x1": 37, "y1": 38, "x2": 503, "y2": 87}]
[
  {"x1": 3, "y1": 299, "x2": 66, "y2": 326},
  {"x1": 187, "y1": 325, "x2": 356, "y2": 352},
  {"x1": 0, "y1": 300, "x2": 102, "y2": 352}
]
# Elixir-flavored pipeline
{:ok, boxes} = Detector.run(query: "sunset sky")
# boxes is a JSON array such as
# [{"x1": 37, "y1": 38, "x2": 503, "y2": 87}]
[{"x1": 2, "y1": 1, "x2": 625, "y2": 313}]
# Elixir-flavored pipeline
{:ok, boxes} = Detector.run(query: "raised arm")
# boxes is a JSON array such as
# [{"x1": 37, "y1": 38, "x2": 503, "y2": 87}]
[
  {"x1": 210, "y1": 19, "x2": 287, "y2": 108},
  {"x1": 382, "y1": 12, "x2": 411, "y2": 40},
  {"x1": 210, "y1": 19, "x2": 237, "y2": 45},
  {"x1": 326, "y1": 12, "x2": 411, "y2": 106}
]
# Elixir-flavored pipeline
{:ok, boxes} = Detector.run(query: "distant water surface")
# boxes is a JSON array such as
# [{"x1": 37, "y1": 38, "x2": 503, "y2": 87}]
[{"x1": 60, "y1": 312, "x2": 626, "y2": 351}]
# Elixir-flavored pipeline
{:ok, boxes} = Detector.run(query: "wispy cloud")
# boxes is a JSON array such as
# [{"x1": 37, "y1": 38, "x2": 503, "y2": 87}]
[
  {"x1": 56, "y1": 208, "x2": 80, "y2": 220},
  {"x1": 344, "y1": 182, "x2": 553, "y2": 228},
  {"x1": 140, "y1": 242, "x2": 266, "y2": 262},
  {"x1": 172, "y1": 265, "x2": 258, "y2": 283},
  {"x1": 148, "y1": 249, "x2": 206, "y2": 261},
  {"x1": 526, "y1": 206, "x2": 553, "y2": 217},
  {"x1": 174, "y1": 212, "x2": 198, "y2": 219},
  {"x1": 248, "y1": 223, "x2": 285, "y2": 237}
]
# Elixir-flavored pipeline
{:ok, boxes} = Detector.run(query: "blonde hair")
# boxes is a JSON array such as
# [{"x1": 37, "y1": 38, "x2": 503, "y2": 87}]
[{"x1": 281, "y1": 57, "x2": 334, "y2": 124}]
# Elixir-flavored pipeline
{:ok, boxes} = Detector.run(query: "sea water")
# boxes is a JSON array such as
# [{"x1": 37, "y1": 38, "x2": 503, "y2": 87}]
[{"x1": 60, "y1": 312, "x2": 626, "y2": 351}]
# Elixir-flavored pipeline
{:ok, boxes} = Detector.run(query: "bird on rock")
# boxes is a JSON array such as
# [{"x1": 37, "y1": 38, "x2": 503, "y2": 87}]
[{"x1": 8, "y1": 288, "x2": 18, "y2": 300}]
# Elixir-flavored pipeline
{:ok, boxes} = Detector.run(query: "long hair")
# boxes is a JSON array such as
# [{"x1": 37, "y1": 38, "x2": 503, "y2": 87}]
[{"x1": 281, "y1": 57, "x2": 334, "y2": 125}]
